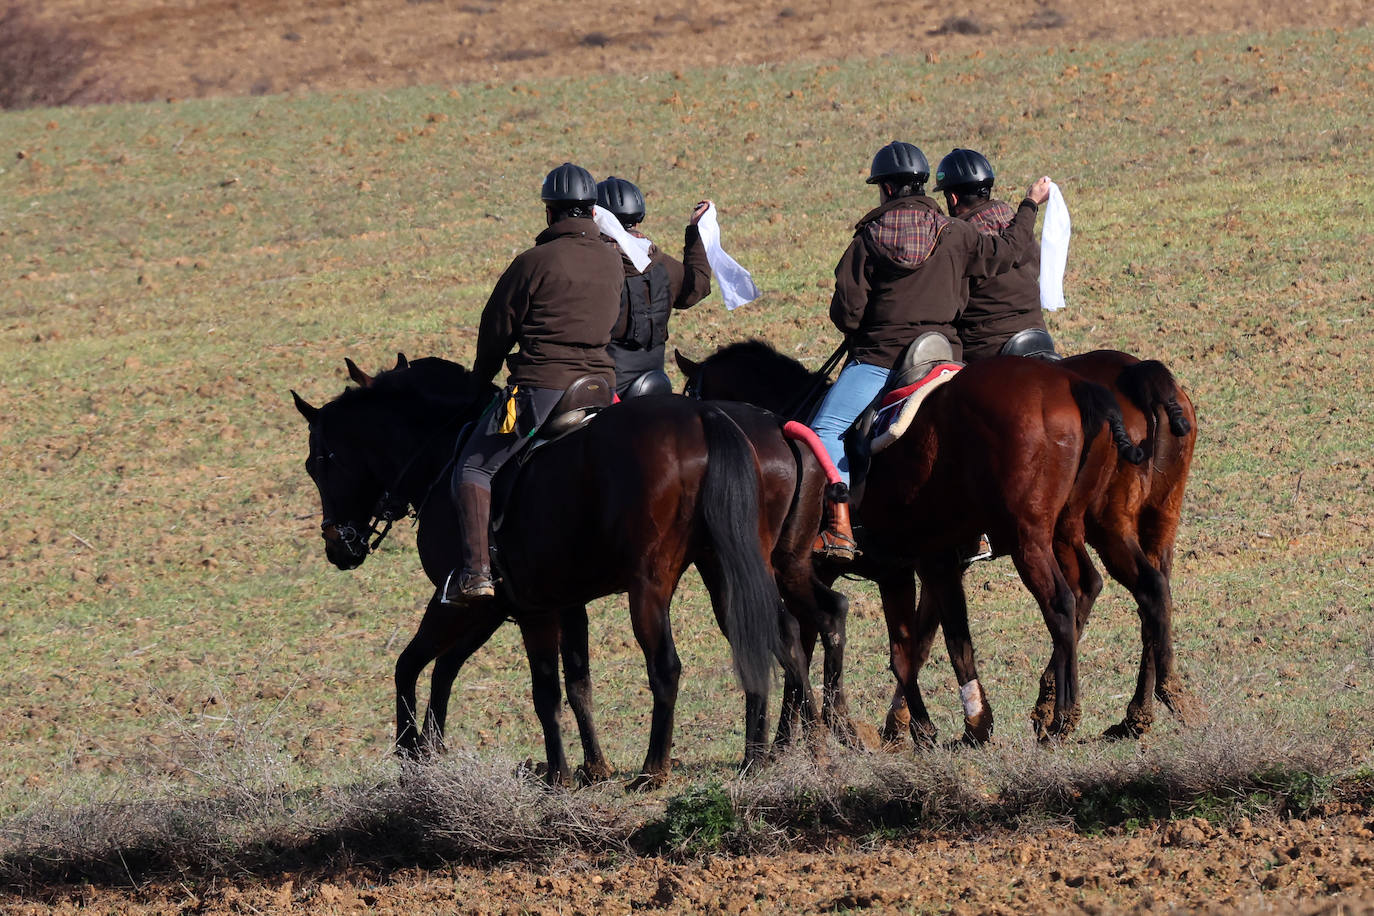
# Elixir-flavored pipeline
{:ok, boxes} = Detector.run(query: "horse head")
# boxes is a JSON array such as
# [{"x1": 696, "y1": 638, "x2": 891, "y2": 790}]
[{"x1": 292, "y1": 356, "x2": 493, "y2": 571}]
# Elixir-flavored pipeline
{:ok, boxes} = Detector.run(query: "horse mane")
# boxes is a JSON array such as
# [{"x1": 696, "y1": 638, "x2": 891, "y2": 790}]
[
  {"x1": 712, "y1": 339, "x2": 821, "y2": 387},
  {"x1": 331, "y1": 356, "x2": 494, "y2": 418}
]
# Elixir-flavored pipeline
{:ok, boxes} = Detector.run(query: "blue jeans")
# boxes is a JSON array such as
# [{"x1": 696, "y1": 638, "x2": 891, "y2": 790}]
[{"x1": 809, "y1": 360, "x2": 889, "y2": 484}]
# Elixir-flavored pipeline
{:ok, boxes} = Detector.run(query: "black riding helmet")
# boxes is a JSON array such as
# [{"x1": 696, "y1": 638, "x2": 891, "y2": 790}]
[
  {"x1": 540, "y1": 162, "x2": 598, "y2": 204},
  {"x1": 866, "y1": 141, "x2": 930, "y2": 185},
  {"x1": 933, "y1": 148, "x2": 995, "y2": 194},
  {"x1": 596, "y1": 176, "x2": 646, "y2": 227}
]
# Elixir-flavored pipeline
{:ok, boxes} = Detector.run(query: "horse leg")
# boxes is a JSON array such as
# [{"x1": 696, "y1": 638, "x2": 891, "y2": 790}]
[
  {"x1": 777, "y1": 564, "x2": 849, "y2": 747},
  {"x1": 395, "y1": 592, "x2": 504, "y2": 759},
  {"x1": 696, "y1": 558, "x2": 778, "y2": 773},
  {"x1": 1139, "y1": 512, "x2": 1204, "y2": 728},
  {"x1": 1034, "y1": 539, "x2": 1102, "y2": 737},
  {"x1": 880, "y1": 584, "x2": 943, "y2": 747},
  {"x1": 770, "y1": 597, "x2": 819, "y2": 753},
  {"x1": 626, "y1": 577, "x2": 682, "y2": 791},
  {"x1": 1011, "y1": 539, "x2": 1081, "y2": 740},
  {"x1": 919, "y1": 560, "x2": 996, "y2": 745},
  {"x1": 559, "y1": 604, "x2": 613, "y2": 782},
  {"x1": 811, "y1": 567, "x2": 857, "y2": 744},
  {"x1": 877, "y1": 570, "x2": 942, "y2": 748},
  {"x1": 517, "y1": 612, "x2": 571, "y2": 786}
]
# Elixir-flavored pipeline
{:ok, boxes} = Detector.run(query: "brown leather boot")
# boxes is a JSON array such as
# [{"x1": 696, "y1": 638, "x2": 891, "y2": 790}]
[
  {"x1": 440, "y1": 482, "x2": 495, "y2": 604},
  {"x1": 813, "y1": 482, "x2": 858, "y2": 562}
]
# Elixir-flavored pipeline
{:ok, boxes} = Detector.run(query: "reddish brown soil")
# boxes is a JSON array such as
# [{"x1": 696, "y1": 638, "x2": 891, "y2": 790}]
[
  {"x1": 7, "y1": 1, "x2": 1374, "y2": 911},
  {"x1": 19, "y1": 0, "x2": 1374, "y2": 105},
  {"x1": 5, "y1": 809, "x2": 1374, "y2": 914}
]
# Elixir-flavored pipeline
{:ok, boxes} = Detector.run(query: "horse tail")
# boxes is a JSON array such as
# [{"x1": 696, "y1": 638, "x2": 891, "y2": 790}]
[
  {"x1": 698, "y1": 403, "x2": 780, "y2": 698},
  {"x1": 1117, "y1": 359, "x2": 1193, "y2": 437},
  {"x1": 1070, "y1": 379, "x2": 1147, "y2": 466}
]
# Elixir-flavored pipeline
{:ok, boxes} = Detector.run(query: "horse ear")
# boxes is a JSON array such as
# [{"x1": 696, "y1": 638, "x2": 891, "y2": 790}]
[
  {"x1": 395, "y1": 352, "x2": 409, "y2": 370},
  {"x1": 344, "y1": 357, "x2": 373, "y2": 388},
  {"x1": 673, "y1": 348, "x2": 701, "y2": 381},
  {"x1": 291, "y1": 390, "x2": 319, "y2": 421}
]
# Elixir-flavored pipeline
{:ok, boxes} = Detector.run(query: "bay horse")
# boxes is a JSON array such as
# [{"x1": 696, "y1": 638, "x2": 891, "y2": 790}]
[
  {"x1": 292, "y1": 356, "x2": 828, "y2": 786},
  {"x1": 677, "y1": 343, "x2": 1147, "y2": 742},
  {"x1": 677, "y1": 342, "x2": 1197, "y2": 740}
]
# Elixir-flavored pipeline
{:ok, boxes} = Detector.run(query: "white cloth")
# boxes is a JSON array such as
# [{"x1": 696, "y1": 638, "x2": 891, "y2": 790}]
[
  {"x1": 592, "y1": 206, "x2": 652, "y2": 273},
  {"x1": 696, "y1": 203, "x2": 760, "y2": 310},
  {"x1": 1039, "y1": 181, "x2": 1070, "y2": 312}
]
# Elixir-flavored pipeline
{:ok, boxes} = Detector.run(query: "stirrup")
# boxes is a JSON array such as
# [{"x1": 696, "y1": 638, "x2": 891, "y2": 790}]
[
  {"x1": 812, "y1": 529, "x2": 858, "y2": 563},
  {"x1": 439, "y1": 568, "x2": 496, "y2": 605},
  {"x1": 961, "y1": 535, "x2": 993, "y2": 567}
]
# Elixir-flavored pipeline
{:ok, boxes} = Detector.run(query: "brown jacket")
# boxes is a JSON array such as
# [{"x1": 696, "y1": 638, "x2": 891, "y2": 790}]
[
  {"x1": 829, "y1": 194, "x2": 1039, "y2": 368},
  {"x1": 472, "y1": 216, "x2": 624, "y2": 390},
  {"x1": 955, "y1": 197, "x2": 1046, "y2": 362}
]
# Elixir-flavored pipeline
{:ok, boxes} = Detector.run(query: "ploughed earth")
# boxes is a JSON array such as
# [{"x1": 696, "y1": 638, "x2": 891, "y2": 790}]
[{"x1": 6, "y1": 0, "x2": 1374, "y2": 912}]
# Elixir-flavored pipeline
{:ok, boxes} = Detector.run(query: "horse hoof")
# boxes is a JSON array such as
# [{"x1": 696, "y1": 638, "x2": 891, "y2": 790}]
[
  {"x1": 1103, "y1": 719, "x2": 1149, "y2": 741},
  {"x1": 909, "y1": 719, "x2": 938, "y2": 750},
  {"x1": 626, "y1": 772, "x2": 667, "y2": 792}
]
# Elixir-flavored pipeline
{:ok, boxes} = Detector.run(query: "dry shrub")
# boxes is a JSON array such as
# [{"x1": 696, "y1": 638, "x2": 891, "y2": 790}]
[
  {"x1": 0, "y1": 3, "x2": 111, "y2": 110},
  {"x1": 0, "y1": 751, "x2": 634, "y2": 890}
]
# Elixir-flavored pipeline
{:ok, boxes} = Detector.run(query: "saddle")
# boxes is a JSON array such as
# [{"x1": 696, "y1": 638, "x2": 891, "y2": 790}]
[
  {"x1": 843, "y1": 333, "x2": 963, "y2": 501},
  {"x1": 490, "y1": 374, "x2": 614, "y2": 537}
]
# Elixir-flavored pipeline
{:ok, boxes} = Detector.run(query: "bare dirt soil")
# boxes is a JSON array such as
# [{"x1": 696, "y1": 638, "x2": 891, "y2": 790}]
[
  {"x1": 6, "y1": 0, "x2": 1374, "y2": 912},
  {"x1": 18, "y1": 0, "x2": 1374, "y2": 105}
]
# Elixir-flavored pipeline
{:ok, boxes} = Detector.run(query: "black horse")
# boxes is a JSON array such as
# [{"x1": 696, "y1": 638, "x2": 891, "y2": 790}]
[
  {"x1": 677, "y1": 342, "x2": 1148, "y2": 744},
  {"x1": 293, "y1": 356, "x2": 822, "y2": 786}
]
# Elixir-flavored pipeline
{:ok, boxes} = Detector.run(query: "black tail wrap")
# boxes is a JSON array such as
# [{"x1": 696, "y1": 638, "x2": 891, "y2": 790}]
[
  {"x1": 1071, "y1": 380, "x2": 1147, "y2": 466},
  {"x1": 1118, "y1": 359, "x2": 1193, "y2": 437}
]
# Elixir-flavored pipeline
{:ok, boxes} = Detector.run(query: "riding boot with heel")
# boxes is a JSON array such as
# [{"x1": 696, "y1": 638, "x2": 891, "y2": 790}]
[
  {"x1": 440, "y1": 482, "x2": 496, "y2": 604},
  {"x1": 813, "y1": 481, "x2": 858, "y2": 562}
]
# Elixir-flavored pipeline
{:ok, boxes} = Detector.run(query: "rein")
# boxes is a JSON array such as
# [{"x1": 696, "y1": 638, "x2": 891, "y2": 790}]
[{"x1": 779, "y1": 340, "x2": 848, "y2": 420}]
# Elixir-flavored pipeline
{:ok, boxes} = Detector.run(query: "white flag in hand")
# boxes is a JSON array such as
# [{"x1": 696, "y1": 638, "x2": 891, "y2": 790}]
[
  {"x1": 593, "y1": 205, "x2": 652, "y2": 272},
  {"x1": 697, "y1": 203, "x2": 760, "y2": 310},
  {"x1": 1039, "y1": 181, "x2": 1070, "y2": 312}
]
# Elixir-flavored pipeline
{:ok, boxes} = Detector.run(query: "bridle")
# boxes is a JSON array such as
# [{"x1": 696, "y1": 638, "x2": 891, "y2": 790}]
[{"x1": 310, "y1": 410, "x2": 469, "y2": 559}]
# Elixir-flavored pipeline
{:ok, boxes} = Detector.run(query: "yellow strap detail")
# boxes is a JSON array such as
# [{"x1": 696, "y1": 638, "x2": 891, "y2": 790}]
[{"x1": 497, "y1": 385, "x2": 519, "y2": 434}]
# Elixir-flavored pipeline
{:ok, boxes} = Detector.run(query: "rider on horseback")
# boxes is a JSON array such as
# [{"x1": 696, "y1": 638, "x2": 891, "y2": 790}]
[
  {"x1": 810, "y1": 141, "x2": 1052, "y2": 559},
  {"x1": 440, "y1": 162, "x2": 624, "y2": 605},
  {"x1": 935, "y1": 148, "x2": 1061, "y2": 362},
  {"x1": 596, "y1": 176, "x2": 714, "y2": 398}
]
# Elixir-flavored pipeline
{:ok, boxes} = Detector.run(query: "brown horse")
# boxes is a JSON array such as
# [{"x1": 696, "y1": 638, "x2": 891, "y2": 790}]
[
  {"x1": 1044, "y1": 350, "x2": 1199, "y2": 738},
  {"x1": 293, "y1": 356, "x2": 831, "y2": 786},
  {"x1": 677, "y1": 343, "x2": 1149, "y2": 743}
]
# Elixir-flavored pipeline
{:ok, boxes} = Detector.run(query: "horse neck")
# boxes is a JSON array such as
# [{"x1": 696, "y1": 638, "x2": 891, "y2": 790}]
[{"x1": 350, "y1": 396, "x2": 470, "y2": 505}]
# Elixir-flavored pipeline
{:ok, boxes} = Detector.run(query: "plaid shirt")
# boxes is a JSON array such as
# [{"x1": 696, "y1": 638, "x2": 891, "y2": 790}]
[
  {"x1": 966, "y1": 199, "x2": 1017, "y2": 236},
  {"x1": 864, "y1": 207, "x2": 949, "y2": 267}
]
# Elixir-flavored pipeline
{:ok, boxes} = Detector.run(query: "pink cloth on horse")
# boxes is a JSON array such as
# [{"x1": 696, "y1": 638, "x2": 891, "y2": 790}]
[
  {"x1": 879, "y1": 362, "x2": 964, "y2": 408},
  {"x1": 783, "y1": 420, "x2": 843, "y2": 485}
]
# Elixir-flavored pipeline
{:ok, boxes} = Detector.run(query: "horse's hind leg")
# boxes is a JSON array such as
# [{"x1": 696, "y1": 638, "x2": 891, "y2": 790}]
[
  {"x1": 559, "y1": 604, "x2": 613, "y2": 782},
  {"x1": 878, "y1": 570, "x2": 946, "y2": 748},
  {"x1": 1011, "y1": 538, "x2": 1081, "y2": 740},
  {"x1": 1034, "y1": 540, "x2": 1102, "y2": 737},
  {"x1": 1095, "y1": 531, "x2": 1199, "y2": 738},
  {"x1": 518, "y1": 612, "x2": 571, "y2": 786},
  {"x1": 396, "y1": 593, "x2": 504, "y2": 758},
  {"x1": 626, "y1": 576, "x2": 683, "y2": 790}
]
